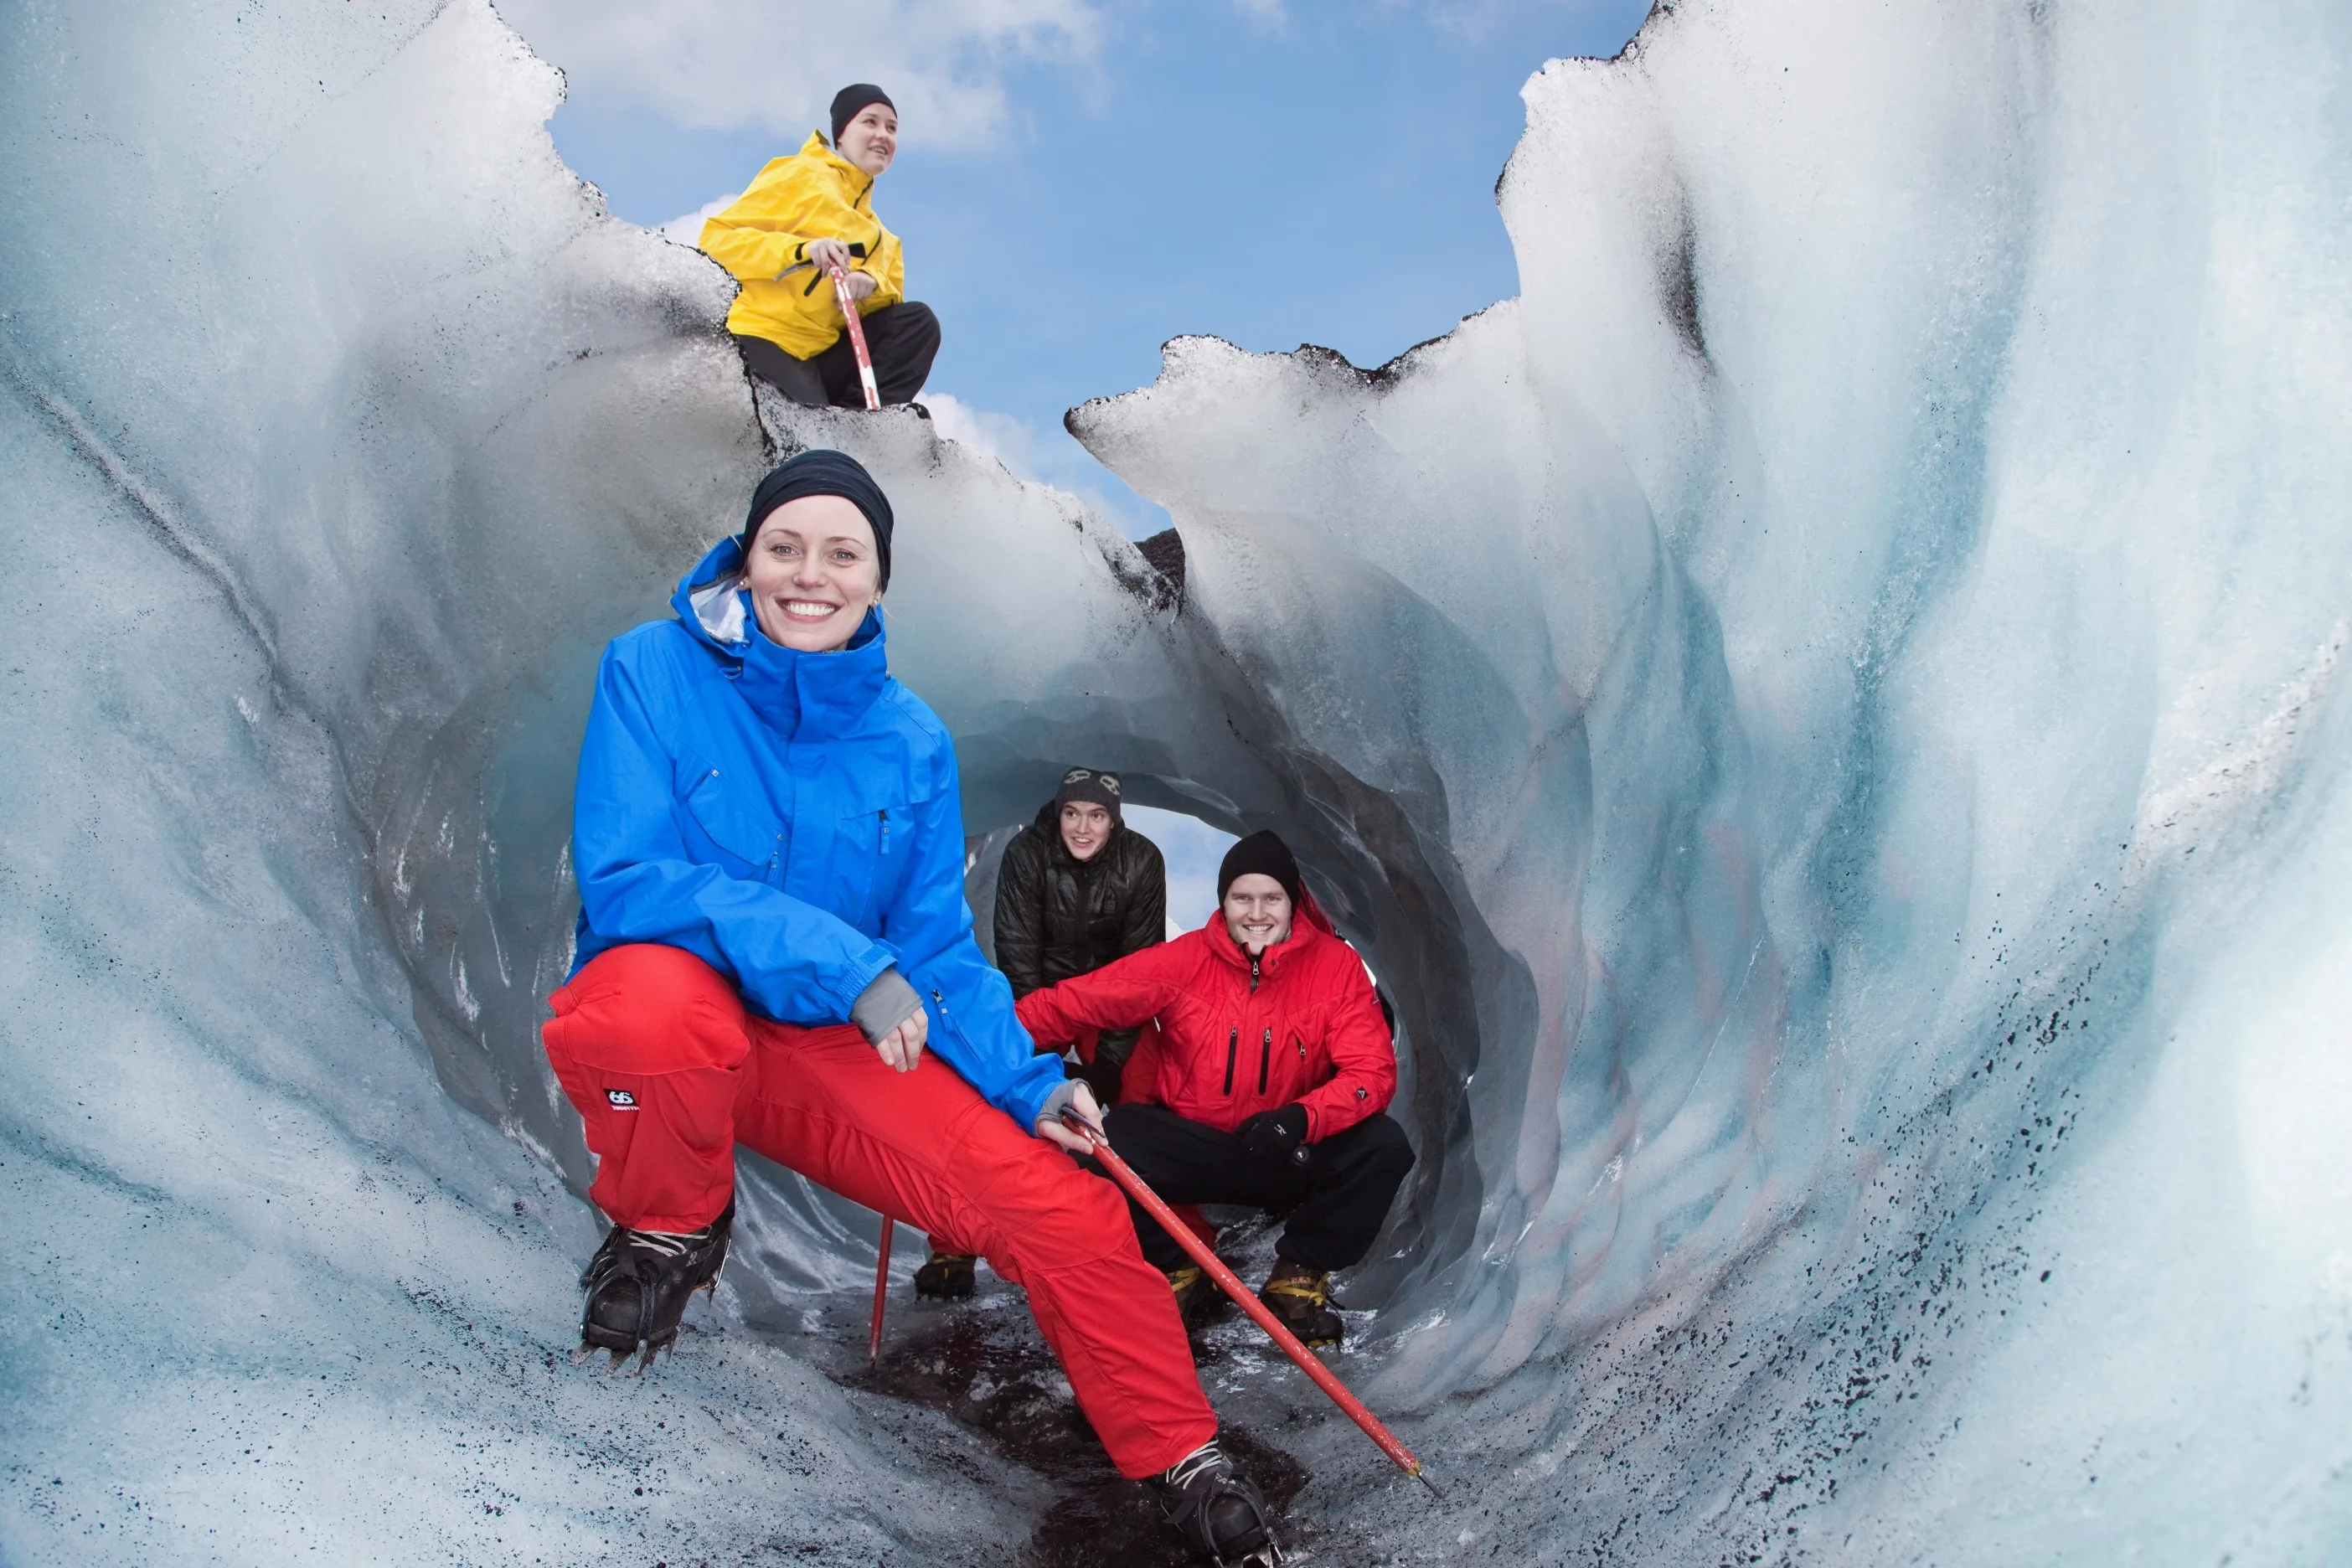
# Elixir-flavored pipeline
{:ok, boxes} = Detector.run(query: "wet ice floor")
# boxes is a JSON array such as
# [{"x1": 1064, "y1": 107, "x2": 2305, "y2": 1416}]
[{"x1": 749, "y1": 1213, "x2": 1401, "y2": 1565}]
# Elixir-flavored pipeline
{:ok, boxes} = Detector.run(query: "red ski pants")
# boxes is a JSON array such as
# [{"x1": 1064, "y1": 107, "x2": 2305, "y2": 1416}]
[{"x1": 542, "y1": 942, "x2": 1216, "y2": 1478}]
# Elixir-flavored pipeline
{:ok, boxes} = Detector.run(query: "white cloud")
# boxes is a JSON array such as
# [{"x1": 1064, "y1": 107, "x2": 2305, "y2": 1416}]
[
  {"x1": 658, "y1": 194, "x2": 737, "y2": 248},
  {"x1": 921, "y1": 392, "x2": 1039, "y2": 477},
  {"x1": 498, "y1": 0, "x2": 1102, "y2": 149}
]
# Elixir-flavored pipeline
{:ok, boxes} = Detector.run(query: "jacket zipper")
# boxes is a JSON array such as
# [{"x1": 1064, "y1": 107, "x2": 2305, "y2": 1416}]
[
  {"x1": 930, "y1": 986, "x2": 969, "y2": 1053},
  {"x1": 879, "y1": 808, "x2": 890, "y2": 854},
  {"x1": 1258, "y1": 1027, "x2": 1271, "y2": 1094},
  {"x1": 1235, "y1": 954, "x2": 1263, "y2": 1094}
]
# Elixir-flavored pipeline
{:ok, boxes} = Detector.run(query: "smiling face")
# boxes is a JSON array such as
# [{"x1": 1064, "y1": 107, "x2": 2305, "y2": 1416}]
[
  {"x1": 838, "y1": 102, "x2": 897, "y2": 177},
  {"x1": 1059, "y1": 801, "x2": 1113, "y2": 863},
  {"x1": 741, "y1": 494, "x2": 882, "y2": 653},
  {"x1": 1221, "y1": 873, "x2": 1294, "y2": 956}
]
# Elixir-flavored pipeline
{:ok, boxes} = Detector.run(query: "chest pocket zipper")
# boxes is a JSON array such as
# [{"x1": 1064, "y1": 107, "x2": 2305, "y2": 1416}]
[
  {"x1": 1258, "y1": 1028, "x2": 1272, "y2": 1094},
  {"x1": 868, "y1": 810, "x2": 899, "y2": 923},
  {"x1": 1223, "y1": 1028, "x2": 1237, "y2": 1095}
]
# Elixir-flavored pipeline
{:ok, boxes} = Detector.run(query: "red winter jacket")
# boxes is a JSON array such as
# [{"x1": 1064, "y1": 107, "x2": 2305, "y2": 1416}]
[{"x1": 1014, "y1": 895, "x2": 1395, "y2": 1141}]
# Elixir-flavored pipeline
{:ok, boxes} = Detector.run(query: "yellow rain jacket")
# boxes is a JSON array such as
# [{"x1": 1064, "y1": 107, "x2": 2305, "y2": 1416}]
[{"x1": 699, "y1": 132, "x2": 905, "y2": 361}]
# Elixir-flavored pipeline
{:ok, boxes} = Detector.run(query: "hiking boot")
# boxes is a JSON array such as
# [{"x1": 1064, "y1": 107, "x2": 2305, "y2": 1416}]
[
  {"x1": 579, "y1": 1198, "x2": 734, "y2": 1370},
  {"x1": 1145, "y1": 1440, "x2": 1280, "y2": 1565},
  {"x1": 915, "y1": 1251, "x2": 976, "y2": 1300},
  {"x1": 1168, "y1": 1265, "x2": 1220, "y2": 1329},
  {"x1": 1259, "y1": 1259, "x2": 1342, "y2": 1349}
]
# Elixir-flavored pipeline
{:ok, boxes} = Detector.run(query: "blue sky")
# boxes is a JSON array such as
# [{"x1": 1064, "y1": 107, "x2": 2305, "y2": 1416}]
[{"x1": 507, "y1": 0, "x2": 1651, "y2": 533}]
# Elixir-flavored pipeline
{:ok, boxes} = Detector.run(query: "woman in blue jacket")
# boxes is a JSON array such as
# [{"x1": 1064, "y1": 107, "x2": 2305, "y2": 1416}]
[{"x1": 541, "y1": 451, "x2": 1275, "y2": 1560}]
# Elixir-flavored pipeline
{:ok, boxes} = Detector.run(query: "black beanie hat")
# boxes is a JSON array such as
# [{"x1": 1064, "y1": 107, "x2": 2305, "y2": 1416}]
[
  {"x1": 741, "y1": 449, "x2": 895, "y2": 589},
  {"x1": 830, "y1": 84, "x2": 895, "y2": 148},
  {"x1": 1218, "y1": 830, "x2": 1302, "y2": 908},
  {"x1": 1053, "y1": 766, "x2": 1123, "y2": 823}
]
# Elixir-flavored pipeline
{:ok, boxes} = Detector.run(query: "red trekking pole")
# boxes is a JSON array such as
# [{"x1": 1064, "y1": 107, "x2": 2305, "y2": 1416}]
[
  {"x1": 827, "y1": 261, "x2": 883, "y2": 411},
  {"x1": 868, "y1": 1216, "x2": 894, "y2": 1362},
  {"x1": 1065, "y1": 1112, "x2": 1443, "y2": 1498}
]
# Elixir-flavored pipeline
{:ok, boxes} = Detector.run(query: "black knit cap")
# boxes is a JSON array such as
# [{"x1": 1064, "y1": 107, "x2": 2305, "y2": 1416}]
[
  {"x1": 1217, "y1": 829, "x2": 1302, "y2": 908},
  {"x1": 830, "y1": 84, "x2": 895, "y2": 147},
  {"x1": 741, "y1": 449, "x2": 895, "y2": 589},
  {"x1": 1053, "y1": 766, "x2": 1123, "y2": 823}
]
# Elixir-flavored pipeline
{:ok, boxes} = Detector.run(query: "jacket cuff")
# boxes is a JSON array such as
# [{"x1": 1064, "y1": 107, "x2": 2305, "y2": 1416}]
[
  {"x1": 1033, "y1": 1079, "x2": 1080, "y2": 1135},
  {"x1": 849, "y1": 967, "x2": 922, "y2": 1045}
]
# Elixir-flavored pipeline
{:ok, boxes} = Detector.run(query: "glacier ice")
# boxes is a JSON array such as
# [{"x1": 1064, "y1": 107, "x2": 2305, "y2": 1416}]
[{"x1": 3, "y1": 0, "x2": 2349, "y2": 1562}]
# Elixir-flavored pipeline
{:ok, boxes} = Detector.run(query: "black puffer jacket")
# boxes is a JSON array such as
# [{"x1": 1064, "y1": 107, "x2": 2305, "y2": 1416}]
[{"x1": 994, "y1": 801, "x2": 1166, "y2": 1074}]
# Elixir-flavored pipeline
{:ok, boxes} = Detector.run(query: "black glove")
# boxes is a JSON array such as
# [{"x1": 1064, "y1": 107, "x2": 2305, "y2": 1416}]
[{"x1": 1237, "y1": 1104, "x2": 1310, "y2": 1168}]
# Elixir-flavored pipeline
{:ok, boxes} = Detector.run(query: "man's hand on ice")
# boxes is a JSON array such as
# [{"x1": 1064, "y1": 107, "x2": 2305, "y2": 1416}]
[
  {"x1": 807, "y1": 237, "x2": 854, "y2": 274},
  {"x1": 874, "y1": 1008, "x2": 928, "y2": 1073},
  {"x1": 840, "y1": 270, "x2": 877, "y2": 303},
  {"x1": 1036, "y1": 1081, "x2": 1105, "y2": 1154}
]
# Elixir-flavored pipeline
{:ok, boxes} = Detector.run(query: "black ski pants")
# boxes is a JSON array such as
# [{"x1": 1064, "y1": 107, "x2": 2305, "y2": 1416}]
[
  {"x1": 734, "y1": 302, "x2": 941, "y2": 409},
  {"x1": 1096, "y1": 1103, "x2": 1415, "y2": 1274}
]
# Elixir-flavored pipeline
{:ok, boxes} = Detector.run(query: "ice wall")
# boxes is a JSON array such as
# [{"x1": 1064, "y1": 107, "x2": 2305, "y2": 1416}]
[
  {"x1": 3, "y1": 0, "x2": 2348, "y2": 1563},
  {"x1": 1068, "y1": 1, "x2": 2352, "y2": 1558},
  {"x1": 0, "y1": 3, "x2": 1034, "y2": 1561}
]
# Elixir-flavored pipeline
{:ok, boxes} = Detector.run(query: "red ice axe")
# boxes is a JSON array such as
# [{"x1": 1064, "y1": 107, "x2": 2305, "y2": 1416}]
[
  {"x1": 868, "y1": 1216, "x2": 893, "y2": 1362},
  {"x1": 1064, "y1": 1112, "x2": 1443, "y2": 1498},
  {"x1": 827, "y1": 261, "x2": 883, "y2": 411}
]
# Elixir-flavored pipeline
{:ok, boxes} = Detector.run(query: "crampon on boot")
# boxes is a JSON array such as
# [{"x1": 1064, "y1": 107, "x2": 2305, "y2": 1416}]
[
  {"x1": 578, "y1": 1198, "x2": 734, "y2": 1371},
  {"x1": 1146, "y1": 1440, "x2": 1281, "y2": 1566},
  {"x1": 1167, "y1": 1265, "x2": 1221, "y2": 1329},
  {"x1": 914, "y1": 1251, "x2": 976, "y2": 1300},
  {"x1": 1259, "y1": 1259, "x2": 1342, "y2": 1348}
]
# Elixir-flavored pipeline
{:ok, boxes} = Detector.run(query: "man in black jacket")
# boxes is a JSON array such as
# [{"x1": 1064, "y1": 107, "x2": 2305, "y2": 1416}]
[{"x1": 913, "y1": 766, "x2": 1167, "y2": 1299}]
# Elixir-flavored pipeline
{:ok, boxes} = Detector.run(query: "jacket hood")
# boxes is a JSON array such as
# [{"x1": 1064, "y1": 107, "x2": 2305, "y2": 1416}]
[
  {"x1": 670, "y1": 534, "x2": 887, "y2": 740},
  {"x1": 798, "y1": 130, "x2": 874, "y2": 199}
]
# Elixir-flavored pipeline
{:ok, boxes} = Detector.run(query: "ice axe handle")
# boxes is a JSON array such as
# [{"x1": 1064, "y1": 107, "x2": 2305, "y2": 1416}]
[
  {"x1": 868, "y1": 1215, "x2": 892, "y2": 1362},
  {"x1": 827, "y1": 262, "x2": 883, "y2": 410},
  {"x1": 1060, "y1": 1112, "x2": 1440, "y2": 1496}
]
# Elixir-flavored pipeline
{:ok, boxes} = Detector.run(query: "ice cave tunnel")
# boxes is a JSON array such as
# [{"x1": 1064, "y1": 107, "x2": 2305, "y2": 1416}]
[{"x1": 2, "y1": 0, "x2": 2347, "y2": 1563}]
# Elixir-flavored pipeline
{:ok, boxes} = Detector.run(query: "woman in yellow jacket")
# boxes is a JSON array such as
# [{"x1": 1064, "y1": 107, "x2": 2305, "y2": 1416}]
[{"x1": 699, "y1": 85, "x2": 940, "y2": 409}]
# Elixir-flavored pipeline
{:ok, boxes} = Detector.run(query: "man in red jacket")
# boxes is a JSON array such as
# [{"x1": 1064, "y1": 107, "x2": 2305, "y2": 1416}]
[{"x1": 1014, "y1": 831, "x2": 1413, "y2": 1346}]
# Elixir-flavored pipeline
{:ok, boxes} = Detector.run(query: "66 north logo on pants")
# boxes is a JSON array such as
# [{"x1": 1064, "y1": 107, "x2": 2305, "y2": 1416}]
[{"x1": 605, "y1": 1089, "x2": 639, "y2": 1110}]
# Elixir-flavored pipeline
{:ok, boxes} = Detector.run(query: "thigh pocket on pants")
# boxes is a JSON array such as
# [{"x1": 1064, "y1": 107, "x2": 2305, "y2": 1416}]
[
  {"x1": 575, "y1": 1082, "x2": 646, "y2": 1166},
  {"x1": 570, "y1": 1068, "x2": 741, "y2": 1169}
]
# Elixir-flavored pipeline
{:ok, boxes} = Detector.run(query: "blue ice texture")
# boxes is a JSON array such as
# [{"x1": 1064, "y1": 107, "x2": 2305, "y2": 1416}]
[{"x1": 2, "y1": 0, "x2": 2347, "y2": 1562}]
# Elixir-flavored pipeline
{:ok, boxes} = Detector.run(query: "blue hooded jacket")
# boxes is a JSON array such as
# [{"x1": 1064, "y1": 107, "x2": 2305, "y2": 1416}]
[{"x1": 569, "y1": 536, "x2": 1065, "y2": 1132}]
